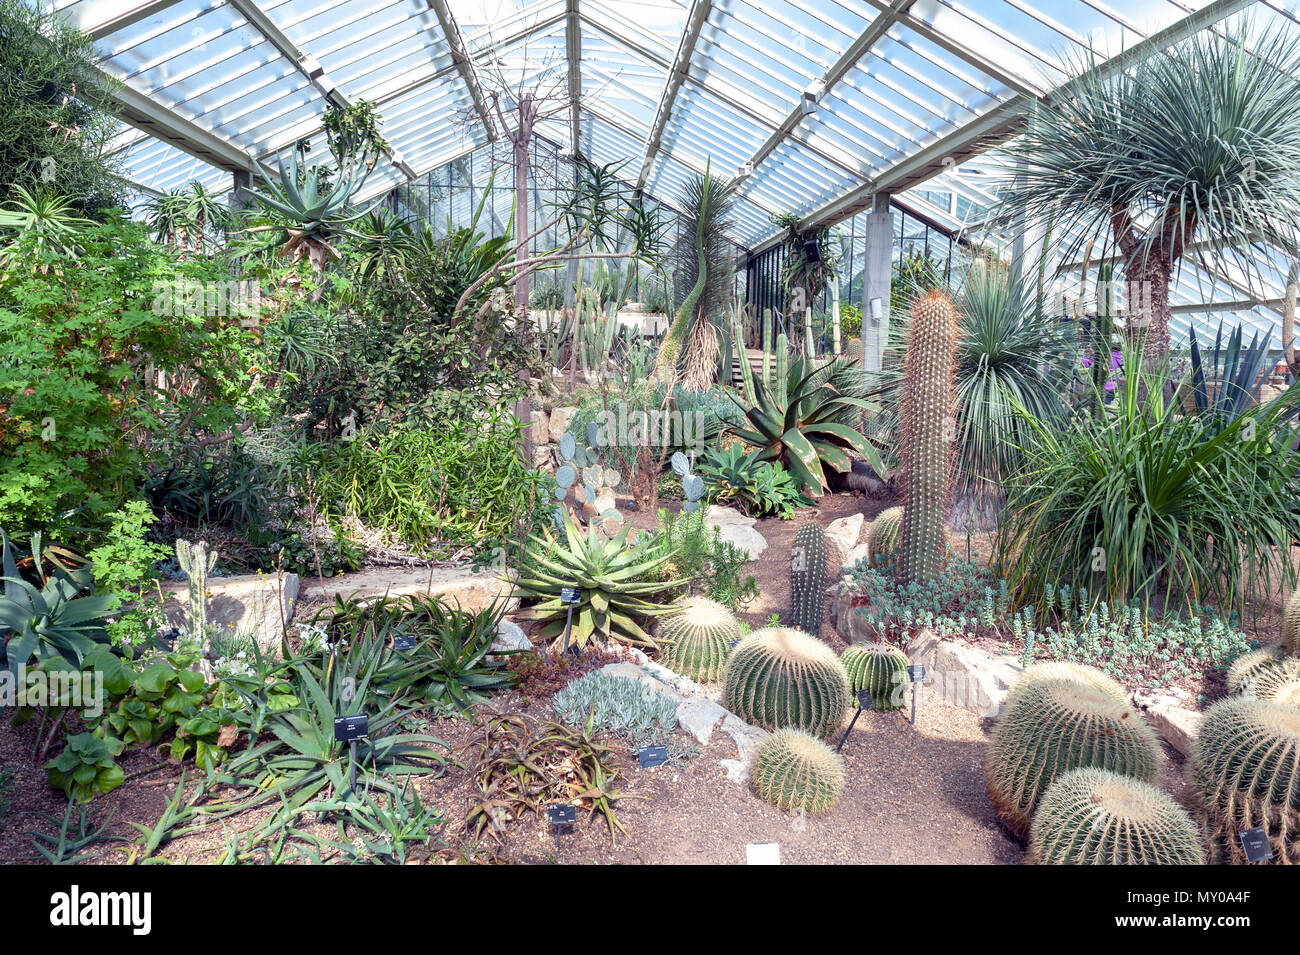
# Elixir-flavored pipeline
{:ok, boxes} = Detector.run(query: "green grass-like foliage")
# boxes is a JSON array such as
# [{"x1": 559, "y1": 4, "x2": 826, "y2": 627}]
[
  {"x1": 723, "y1": 627, "x2": 850, "y2": 738},
  {"x1": 840, "y1": 642, "x2": 910, "y2": 710},
  {"x1": 789, "y1": 521, "x2": 828, "y2": 635},
  {"x1": 752, "y1": 728, "x2": 845, "y2": 814},
  {"x1": 1029, "y1": 768, "x2": 1203, "y2": 865},
  {"x1": 656, "y1": 595, "x2": 742, "y2": 683},
  {"x1": 1190, "y1": 697, "x2": 1300, "y2": 864},
  {"x1": 899, "y1": 290, "x2": 957, "y2": 583},
  {"x1": 513, "y1": 510, "x2": 684, "y2": 652},
  {"x1": 867, "y1": 507, "x2": 902, "y2": 568},
  {"x1": 551, "y1": 672, "x2": 678, "y2": 736},
  {"x1": 985, "y1": 675, "x2": 1161, "y2": 839}
]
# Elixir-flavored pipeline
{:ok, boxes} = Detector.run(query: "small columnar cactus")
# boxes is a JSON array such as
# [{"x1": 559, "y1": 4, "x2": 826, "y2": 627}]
[
  {"x1": 985, "y1": 676, "x2": 1161, "y2": 839},
  {"x1": 1283, "y1": 590, "x2": 1300, "y2": 656},
  {"x1": 1190, "y1": 697, "x2": 1300, "y2": 864},
  {"x1": 1028, "y1": 768, "x2": 1204, "y2": 865},
  {"x1": 655, "y1": 596, "x2": 742, "y2": 683},
  {"x1": 723, "y1": 627, "x2": 851, "y2": 738},
  {"x1": 175, "y1": 539, "x2": 216, "y2": 644},
  {"x1": 897, "y1": 291, "x2": 957, "y2": 583},
  {"x1": 752, "y1": 728, "x2": 845, "y2": 814},
  {"x1": 866, "y1": 506, "x2": 903, "y2": 568},
  {"x1": 788, "y1": 521, "x2": 828, "y2": 635},
  {"x1": 840, "y1": 642, "x2": 910, "y2": 710},
  {"x1": 1016, "y1": 660, "x2": 1127, "y2": 701},
  {"x1": 1227, "y1": 646, "x2": 1286, "y2": 696}
]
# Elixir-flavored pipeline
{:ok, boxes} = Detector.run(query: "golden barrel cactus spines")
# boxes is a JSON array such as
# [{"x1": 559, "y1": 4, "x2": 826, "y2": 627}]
[
  {"x1": 985, "y1": 676, "x2": 1162, "y2": 840},
  {"x1": 840, "y1": 642, "x2": 910, "y2": 710},
  {"x1": 1226, "y1": 646, "x2": 1285, "y2": 696},
  {"x1": 788, "y1": 521, "x2": 829, "y2": 636},
  {"x1": 1283, "y1": 589, "x2": 1300, "y2": 656},
  {"x1": 1028, "y1": 768, "x2": 1204, "y2": 865},
  {"x1": 1016, "y1": 661, "x2": 1127, "y2": 701},
  {"x1": 897, "y1": 290, "x2": 958, "y2": 584},
  {"x1": 866, "y1": 506, "x2": 903, "y2": 568},
  {"x1": 1190, "y1": 697, "x2": 1300, "y2": 864},
  {"x1": 1255, "y1": 662, "x2": 1300, "y2": 707},
  {"x1": 723, "y1": 627, "x2": 851, "y2": 738},
  {"x1": 655, "y1": 596, "x2": 743, "y2": 683},
  {"x1": 752, "y1": 728, "x2": 845, "y2": 814}
]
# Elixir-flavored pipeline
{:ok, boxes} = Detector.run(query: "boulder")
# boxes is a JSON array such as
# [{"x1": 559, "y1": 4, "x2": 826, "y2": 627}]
[
  {"x1": 906, "y1": 628, "x2": 1024, "y2": 718},
  {"x1": 548, "y1": 406, "x2": 578, "y2": 443},
  {"x1": 161, "y1": 572, "x2": 299, "y2": 656},
  {"x1": 825, "y1": 513, "x2": 864, "y2": 560},
  {"x1": 841, "y1": 541, "x2": 870, "y2": 574},
  {"x1": 489, "y1": 618, "x2": 533, "y2": 662},
  {"x1": 304, "y1": 564, "x2": 517, "y2": 614},
  {"x1": 1133, "y1": 692, "x2": 1202, "y2": 756},
  {"x1": 705, "y1": 505, "x2": 767, "y2": 559},
  {"x1": 528, "y1": 410, "x2": 550, "y2": 446}
]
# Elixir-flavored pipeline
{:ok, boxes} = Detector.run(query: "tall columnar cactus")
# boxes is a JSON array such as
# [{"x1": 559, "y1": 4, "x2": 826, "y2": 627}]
[
  {"x1": 1283, "y1": 589, "x2": 1300, "y2": 656},
  {"x1": 985, "y1": 676, "x2": 1161, "y2": 839},
  {"x1": 1029, "y1": 768, "x2": 1204, "y2": 865},
  {"x1": 723, "y1": 627, "x2": 851, "y2": 738},
  {"x1": 175, "y1": 538, "x2": 216, "y2": 644},
  {"x1": 866, "y1": 507, "x2": 903, "y2": 568},
  {"x1": 897, "y1": 290, "x2": 958, "y2": 583},
  {"x1": 1190, "y1": 697, "x2": 1300, "y2": 864},
  {"x1": 752, "y1": 728, "x2": 845, "y2": 814},
  {"x1": 840, "y1": 642, "x2": 910, "y2": 710},
  {"x1": 788, "y1": 521, "x2": 828, "y2": 635},
  {"x1": 1227, "y1": 647, "x2": 1286, "y2": 695},
  {"x1": 656, "y1": 596, "x2": 742, "y2": 683}
]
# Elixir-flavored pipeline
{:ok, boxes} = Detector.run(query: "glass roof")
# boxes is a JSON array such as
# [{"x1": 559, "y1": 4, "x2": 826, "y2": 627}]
[{"x1": 32, "y1": 0, "x2": 1300, "y2": 342}]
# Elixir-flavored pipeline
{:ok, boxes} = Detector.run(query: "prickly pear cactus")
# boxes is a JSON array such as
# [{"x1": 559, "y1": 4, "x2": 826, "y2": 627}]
[
  {"x1": 788, "y1": 521, "x2": 828, "y2": 635},
  {"x1": 555, "y1": 429, "x2": 624, "y2": 536},
  {"x1": 175, "y1": 539, "x2": 216, "y2": 645},
  {"x1": 671, "y1": 451, "x2": 705, "y2": 513},
  {"x1": 897, "y1": 290, "x2": 958, "y2": 583}
]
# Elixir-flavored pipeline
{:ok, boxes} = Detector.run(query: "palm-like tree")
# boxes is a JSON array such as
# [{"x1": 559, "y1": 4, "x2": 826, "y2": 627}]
[{"x1": 1003, "y1": 23, "x2": 1300, "y2": 365}]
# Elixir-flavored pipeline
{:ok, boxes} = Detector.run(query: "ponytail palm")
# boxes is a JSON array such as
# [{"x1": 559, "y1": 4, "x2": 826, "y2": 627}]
[{"x1": 1002, "y1": 22, "x2": 1300, "y2": 365}]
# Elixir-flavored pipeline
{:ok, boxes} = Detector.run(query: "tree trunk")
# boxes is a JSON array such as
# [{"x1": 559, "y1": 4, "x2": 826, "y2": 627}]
[{"x1": 1123, "y1": 254, "x2": 1172, "y2": 370}]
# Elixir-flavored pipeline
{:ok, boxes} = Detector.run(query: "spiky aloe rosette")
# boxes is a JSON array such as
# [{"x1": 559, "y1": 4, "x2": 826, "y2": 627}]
[
  {"x1": 840, "y1": 642, "x2": 910, "y2": 710},
  {"x1": 985, "y1": 676, "x2": 1161, "y2": 839},
  {"x1": 866, "y1": 506, "x2": 902, "y2": 568},
  {"x1": 788, "y1": 521, "x2": 828, "y2": 635},
  {"x1": 752, "y1": 728, "x2": 845, "y2": 813},
  {"x1": 655, "y1": 596, "x2": 742, "y2": 683},
  {"x1": 897, "y1": 291, "x2": 958, "y2": 583},
  {"x1": 723, "y1": 627, "x2": 850, "y2": 738},
  {"x1": 1028, "y1": 768, "x2": 1204, "y2": 865},
  {"x1": 1190, "y1": 697, "x2": 1300, "y2": 864}
]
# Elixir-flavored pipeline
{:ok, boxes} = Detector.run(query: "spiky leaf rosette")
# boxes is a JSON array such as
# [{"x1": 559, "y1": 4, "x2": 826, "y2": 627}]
[
  {"x1": 723, "y1": 627, "x2": 851, "y2": 738},
  {"x1": 867, "y1": 506, "x2": 903, "y2": 568},
  {"x1": 1190, "y1": 697, "x2": 1300, "y2": 864},
  {"x1": 1028, "y1": 768, "x2": 1204, "y2": 865},
  {"x1": 655, "y1": 596, "x2": 742, "y2": 683},
  {"x1": 898, "y1": 290, "x2": 958, "y2": 583},
  {"x1": 789, "y1": 521, "x2": 829, "y2": 635},
  {"x1": 1227, "y1": 647, "x2": 1286, "y2": 696},
  {"x1": 1017, "y1": 661, "x2": 1127, "y2": 701},
  {"x1": 985, "y1": 677, "x2": 1161, "y2": 839},
  {"x1": 752, "y1": 728, "x2": 845, "y2": 813},
  {"x1": 841, "y1": 642, "x2": 910, "y2": 710},
  {"x1": 1284, "y1": 589, "x2": 1300, "y2": 656}
]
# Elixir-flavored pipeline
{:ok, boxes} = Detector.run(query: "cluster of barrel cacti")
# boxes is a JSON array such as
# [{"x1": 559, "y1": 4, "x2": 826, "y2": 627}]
[
  {"x1": 554, "y1": 427, "x2": 624, "y2": 534},
  {"x1": 655, "y1": 596, "x2": 742, "y2": 683},
  {"x1": 866, "y1": 507, "x2": 903, "y2": 569},
  {"x1": 722, "y1": 627, "x2": 850, "y2": 739},
  {"x1": 752, "y1": 728, "x2": 845, "y2": 814},
  {"x1": 897, "y1": 290, "x2": 957, "y2": 583},
  {"x1": 175, "y1": 538, "x2": 215, "y2": 646},
  {"x1": 788, "y1": 521, "x2": 828, "y2": 635},
  {"x1": 985, "y1": 663, "x2": 1161, "y2": 840},
  {"x1": 840, "y1": 642, "x2": 910, "y2": 710}
]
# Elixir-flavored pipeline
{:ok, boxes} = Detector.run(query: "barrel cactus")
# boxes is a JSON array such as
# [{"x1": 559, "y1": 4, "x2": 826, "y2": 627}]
[
  {"x1": 1017, "y1": 661, "x2": 1126, "y2": 701},
  {"x1": 1226, "y1": 646, "x2": 1285, "y2": 696},
  {"x1": 723, "y1": 627, "x2": 851, "y2": 738},
  {"x1": 1028, "y1": 768, "x2": 1203, "y2": 865},
  {"x1": 897, "y1": 291, "x2": 957, "y2": 583},
  {"x1": 788, "y1": 521, "x2": 828, "y2": 635},
  {"x1": 1190, "y1": 697, "x2": 1300, "y2": 864},
  {"x1": 866, "y1": 506, "x2": 903, "y2": 568},
  {"x1": 1253, "y1": 658, "x2": 1300, "y2": 707},
  {"x1": 752, "y1": 728, "x2": 845, "y2": 814},
  {"x1": 985, "y1": 676, "x2": 1161, "y2": 839},
  {"x1": 1283, "y1": 589, "x2": 1300, "y2": 656},
  {"x1": 840, "y1": 642, "x2": 910, "y2": 710},
  {"x1": 655, "y1": 596, "x2": 742, "y2": 683}
]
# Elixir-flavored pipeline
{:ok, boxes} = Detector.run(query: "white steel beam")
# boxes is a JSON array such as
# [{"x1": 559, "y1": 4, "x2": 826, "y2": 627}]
[{"x1": 636, "y1": 0, "x2": 711, "y2": 188}]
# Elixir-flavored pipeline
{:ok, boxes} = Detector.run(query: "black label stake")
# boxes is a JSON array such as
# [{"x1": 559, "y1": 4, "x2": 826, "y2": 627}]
[
  {"x1": 334, "y1": 713, "x2": 369, "y2": 796},
  {"x1": 1239, "y1": 827, "x2": 1274, "y2": 863},
  {"x1": 636, "y1": 745, "x2": 668, "y2": 768},
  {"x1": 837, "y1": 690, "x2": 874, "y2": 753},
  {"x1": 547, "y1": 804, "x2": 576, "y2": 853},
  {"x1": 907, "y1": 665, "x2": 927, "y2": 726},
  {"x1": 559, "y1": 586, "x2": 581, "y2": 654}
]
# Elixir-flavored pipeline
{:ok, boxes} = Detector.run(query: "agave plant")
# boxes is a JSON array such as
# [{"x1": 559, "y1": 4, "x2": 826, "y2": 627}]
[
  {"x1": 246, "y1": 149, "x2": 378, "y2": 272},
  {"x1": 1187, "y1": 319, "x2": 1278, "y2": 425},
  {"x1": 512, "y1": 511, "x2": 684, "y2": 651},
  {"x1": 730, "y1": 355, "x2": 883, "y2": 495}
]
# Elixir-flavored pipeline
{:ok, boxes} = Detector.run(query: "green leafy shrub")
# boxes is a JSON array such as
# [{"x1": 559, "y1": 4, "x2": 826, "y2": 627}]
[
  {"x1": 85, "y1": 501, "x2": 170, "y2": 648},
  {"x1": 46, "y1": 733, "x2": 125, "y2": 804},
  {"x1": 697, "y1": 444, "x2": 808, "y2": 518},
  {"x1": 645, "y1": 507, "x2": 756, "y2": 611},
  {"x1": 551, "y1": 672, "x2": 678, "y2": 737},
  {"x1": 752, "y1": 728, "x2": 845, "y2": 814},
  {"x1": 723, "y1": 627, "x2": 850, "y2": 738}
]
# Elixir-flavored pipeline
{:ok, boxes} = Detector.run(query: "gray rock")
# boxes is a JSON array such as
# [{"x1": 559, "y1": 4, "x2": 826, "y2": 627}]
[
  {"x1": 548, "y1": 406, "x2": 578, "y2": 443},
  {"x1": 305, "y1": 564, "x2": 517, "y2": 614},
  {"x1": 907, "y1": 628, "x2": 1024, "y2": 718},
  {"x1": 489, "y1": 618, "x2": 533, "y2": 662},
  {"x1": 840, "y1": 541, "x2": 871, "y2": 574},
  {"x1": 1133, "y1": 694, "x2": 1202, "y2": 755},
  {"x1": 704, "y1": 504, "x2": 752, "y2": 526},
  {"x1": 825, "y1": 513, "x2": 864, "y2": 560},
  {"x1": 529, "y1": 410, "x2": 550, "y2": 446},
  {"x1": 676, "y1": 698, "x2": 727, "y2": 744},
  {"x1": 716, "y1": 523, "x2": 768, "y2": 560}
]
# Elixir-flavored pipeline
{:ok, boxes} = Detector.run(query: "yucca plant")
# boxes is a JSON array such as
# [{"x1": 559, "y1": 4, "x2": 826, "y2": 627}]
[
  {"x1": 512, "y1": 511, "x2": 685, "y2": 651},
  {"x1": 0, "y1": 185, "x2": 91, "y2": 268},
  {"x1": 1187, "y1": 319, "x2": 1278, "y2": 425},
  {"x1": 729, "y1": 354, "x2": 884, "y2": 496}
]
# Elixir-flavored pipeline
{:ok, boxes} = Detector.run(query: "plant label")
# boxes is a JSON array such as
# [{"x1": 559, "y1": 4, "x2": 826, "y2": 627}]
[
  {"x1": 547, "y1": 804, "x2": 576, "y2": 827},
  {"x1": 907, "y1": 664, "x2": 926, "y2": 683},
  {"x1": 560, "y1": 587, "x2": 582, "y2": 604},
  {"x1": 637, "y1": 745, "x2": 668, "y2": 768},
  {"x1": 1239, "y1": 827, "x2": 1274, "y2": 863},
  {"x1": 334, "y1": 713, "x2": 369, "y2": 742},
  {"x1": 855, "y1": 690, "x2": 875, "y2": 710},
  {"x1": 393, "y1": 634, "x2": 416, "y2": 651}
]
